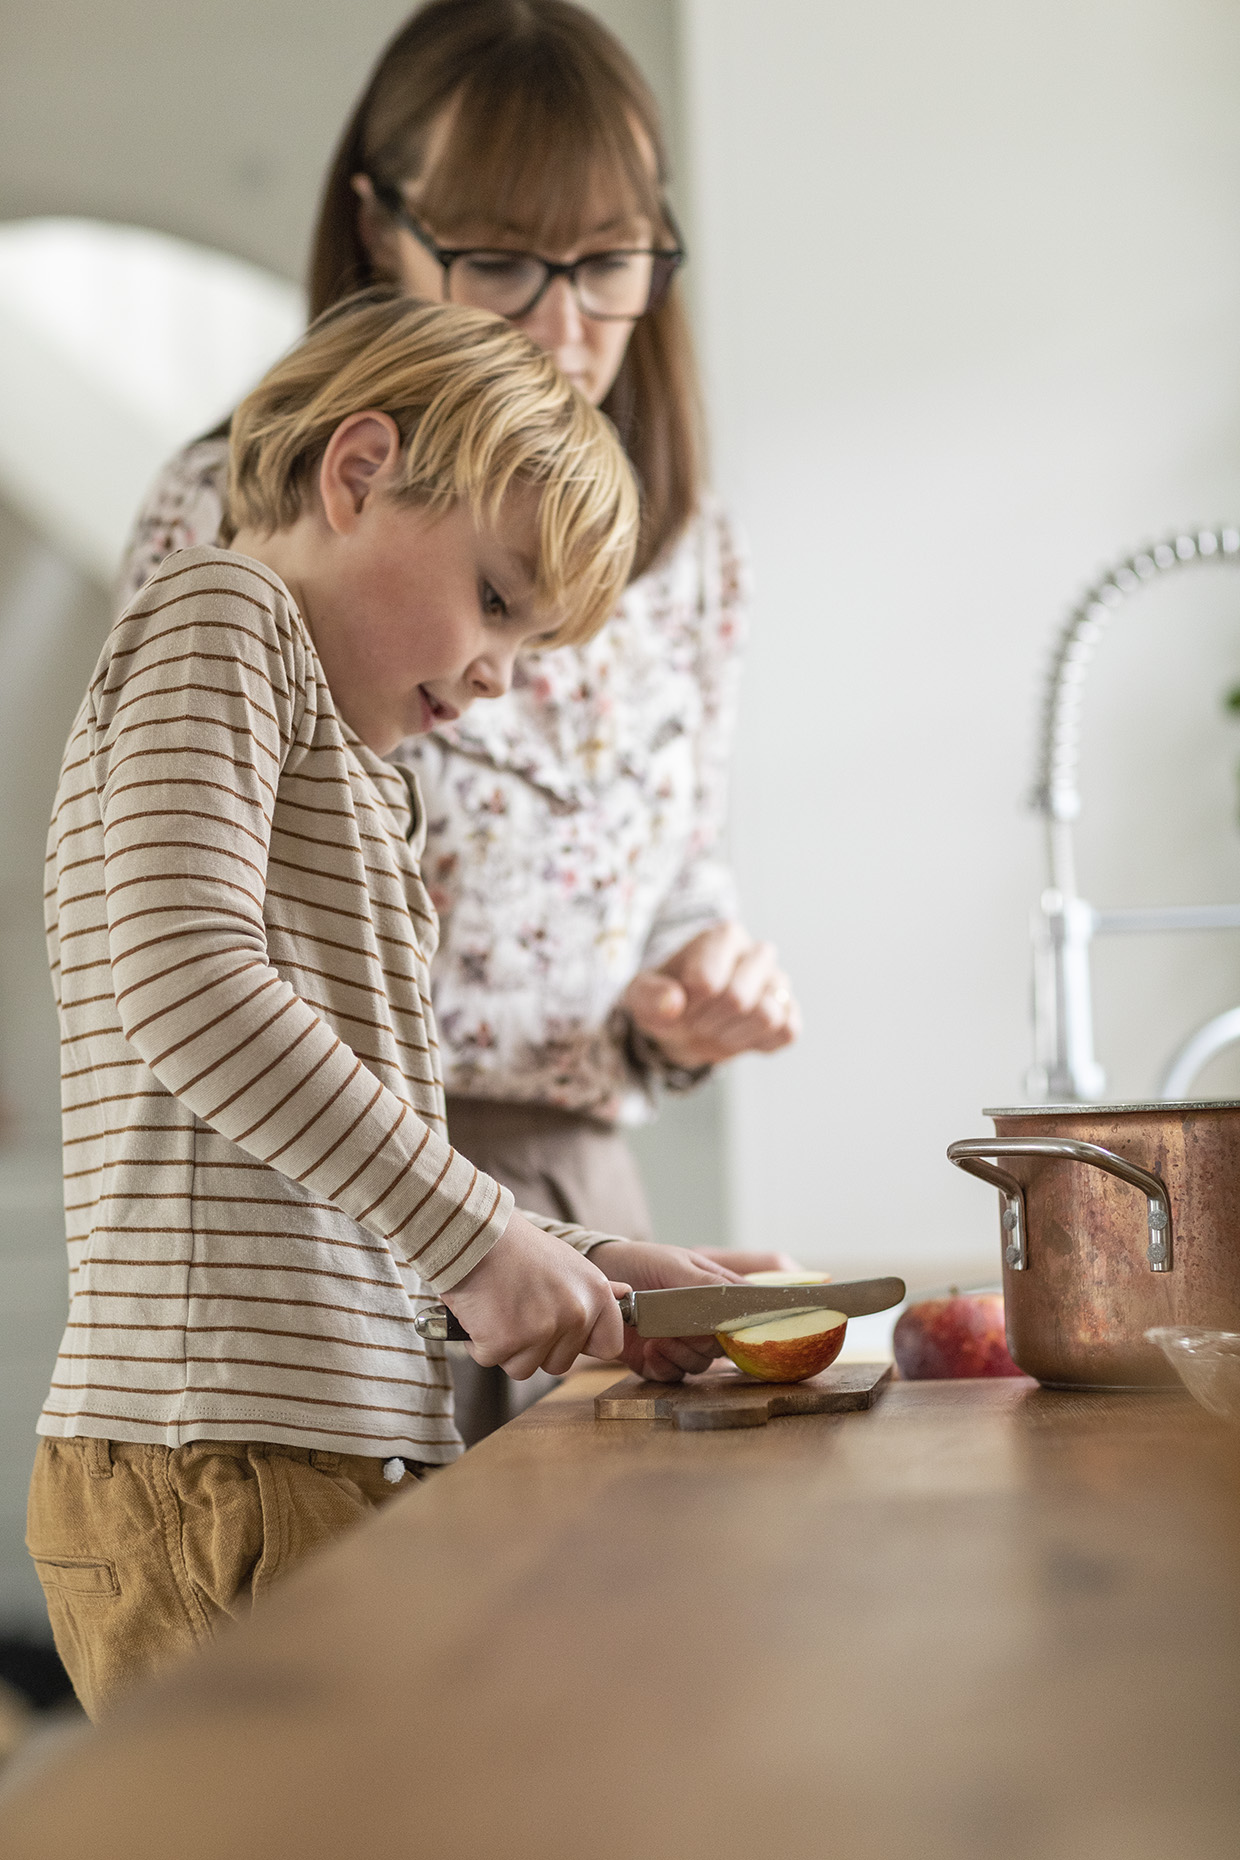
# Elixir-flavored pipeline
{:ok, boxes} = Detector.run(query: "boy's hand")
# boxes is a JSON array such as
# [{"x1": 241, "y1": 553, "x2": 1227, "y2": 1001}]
[
  {"x1": 584, "y1": 1240, "x2": 748, "y2": 1383},
  {"x1": 694, "y1": 1247, "x2": 807, "y2": 1277},
  {"x1": 622, "y1": 922, "x2": 800, "y2": 1070},
  {"x1": 443, "y1": 1211, "x2": 628, "y2": 1379}
]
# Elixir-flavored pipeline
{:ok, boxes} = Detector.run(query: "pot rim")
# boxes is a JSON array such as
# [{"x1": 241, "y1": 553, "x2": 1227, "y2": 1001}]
[{"x1": 985, "y1": 1098, "x2": 1240, "y2": 1117}]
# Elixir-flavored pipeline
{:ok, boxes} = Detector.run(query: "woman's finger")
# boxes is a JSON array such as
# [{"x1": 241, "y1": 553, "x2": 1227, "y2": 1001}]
[
  {"x1": 680, "y1": 970, "x2": 798, "y2": 1060},
  {"x1": 623, "y1": 969, "x2": 688, "y2": 1032},
  {"x1": 752, "y1": 1014, "x2": 799, "y2": 1053},
  {"x1": 684, "y1": 942, "x2": 780, "y2": 1037},
  {"x1": 665, "y1": 922, "x2": 751, "y2": 1001},
  {"x1": 751, "y1": 986, "x2": 801, "y2": 1051}
]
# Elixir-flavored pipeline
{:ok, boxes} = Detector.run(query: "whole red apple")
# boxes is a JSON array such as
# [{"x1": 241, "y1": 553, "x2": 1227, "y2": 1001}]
[{"x1": 893, "y1": 1291, "x2": 1023, "y2": 1379}]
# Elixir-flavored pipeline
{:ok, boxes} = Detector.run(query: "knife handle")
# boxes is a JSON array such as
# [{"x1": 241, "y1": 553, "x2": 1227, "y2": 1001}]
[
  {"x1": 413, "y1": 1290, "x2": 636, "y2": 1345},
  {"x1": 413, "y1": 1305, "x2": 470, "y2": 1343}
]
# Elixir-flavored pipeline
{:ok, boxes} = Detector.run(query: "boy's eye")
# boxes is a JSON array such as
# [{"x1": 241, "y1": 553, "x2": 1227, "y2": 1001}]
[{"x1": 481, "y1": 580, "x2": 508, "y2": 619}]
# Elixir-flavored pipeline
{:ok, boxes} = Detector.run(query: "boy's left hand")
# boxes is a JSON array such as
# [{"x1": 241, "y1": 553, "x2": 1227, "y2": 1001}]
[
  {"x1": 693, "y1": 1247, "x2": 806, "y2": 1277},
  {"x1": 584, "y1": 1240, "x2": 748, "y2": 1382}
]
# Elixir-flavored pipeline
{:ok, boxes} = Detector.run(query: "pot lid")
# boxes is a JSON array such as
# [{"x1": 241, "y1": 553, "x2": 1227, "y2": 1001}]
[{"x1": 985, "y1": 1098, "x2": 1240, "y2": 1117}]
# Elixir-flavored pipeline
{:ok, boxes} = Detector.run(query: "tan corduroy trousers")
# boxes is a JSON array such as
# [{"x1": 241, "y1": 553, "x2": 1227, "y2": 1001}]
[{"x1": 27, "y1": 1436, "x2": 427, "y2": 1720}]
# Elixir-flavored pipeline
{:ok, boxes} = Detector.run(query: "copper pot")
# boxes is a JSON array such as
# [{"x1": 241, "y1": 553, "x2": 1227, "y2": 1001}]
[{"x1": 948, "y1": 1100, "x2": 1240, "y2": 1388}]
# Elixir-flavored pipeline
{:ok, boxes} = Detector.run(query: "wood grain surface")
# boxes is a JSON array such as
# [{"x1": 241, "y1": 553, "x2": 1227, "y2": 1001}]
[
  {"x1": 1, "y1": 1376, "x2": 1238, "y2": 1860},
  {"x1": 595, "y1": 1359, "x2": 891, "y2": 1426}
]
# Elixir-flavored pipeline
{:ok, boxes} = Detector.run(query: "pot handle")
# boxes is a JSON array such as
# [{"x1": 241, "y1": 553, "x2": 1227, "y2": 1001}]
[{"x1": 946, "y1": 1137, "x2": 1172, "y2": 1273}]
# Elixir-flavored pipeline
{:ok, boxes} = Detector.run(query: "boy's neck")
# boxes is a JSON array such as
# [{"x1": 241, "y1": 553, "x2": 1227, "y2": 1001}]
[{"x1": 228, "y1": 521, "x2": 316, "y2": 621}]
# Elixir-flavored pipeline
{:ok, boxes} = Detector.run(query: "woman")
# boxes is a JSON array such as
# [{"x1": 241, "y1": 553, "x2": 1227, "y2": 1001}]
[{"x1": 120, "y1": 0, "x2": 800, "y2": 1427}]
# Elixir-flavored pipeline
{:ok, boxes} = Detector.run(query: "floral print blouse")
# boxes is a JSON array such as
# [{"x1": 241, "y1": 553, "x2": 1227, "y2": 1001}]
[{"x1": 119, "y1": 438, "x2": 746, "y2": 1123}]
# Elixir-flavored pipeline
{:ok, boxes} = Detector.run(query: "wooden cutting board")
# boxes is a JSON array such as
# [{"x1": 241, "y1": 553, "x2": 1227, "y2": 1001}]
[{"x1": 594, "y1": 1360, "x2": 892, "y2": 1430}]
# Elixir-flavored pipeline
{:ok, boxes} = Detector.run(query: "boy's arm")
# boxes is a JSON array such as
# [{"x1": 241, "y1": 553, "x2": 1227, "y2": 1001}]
[
  {"x1": 93, "y1": 567, "x2": 512, "y2": 1297},
  {"x1": 511, "y1": 1223, "x2": 765, "y2": 1384}
]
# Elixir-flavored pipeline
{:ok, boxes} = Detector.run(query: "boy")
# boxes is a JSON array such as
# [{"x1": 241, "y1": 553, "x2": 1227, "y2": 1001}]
[{"x1": 29, "y1": 290, "x2": 741, "y2": 1718}]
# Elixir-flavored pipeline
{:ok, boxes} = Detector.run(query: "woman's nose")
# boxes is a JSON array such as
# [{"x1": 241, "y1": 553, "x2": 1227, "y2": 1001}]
[{"x1": 522, "y1": 275, "x2": 585, "y2": 352}]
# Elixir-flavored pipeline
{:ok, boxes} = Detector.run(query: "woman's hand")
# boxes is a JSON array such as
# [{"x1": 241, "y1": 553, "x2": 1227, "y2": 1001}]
[
  {"x1": 621, "y1": 923, "x2": 800, "y2": 1071},
  {"x1": 585, "y1": 1240, "x2": 747, "y2": 1383}
]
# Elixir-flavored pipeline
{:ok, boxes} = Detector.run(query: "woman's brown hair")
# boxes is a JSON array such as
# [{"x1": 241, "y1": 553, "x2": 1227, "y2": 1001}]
[{"x1": 308, "y1": 0, "x2": 700, "y2": 581}]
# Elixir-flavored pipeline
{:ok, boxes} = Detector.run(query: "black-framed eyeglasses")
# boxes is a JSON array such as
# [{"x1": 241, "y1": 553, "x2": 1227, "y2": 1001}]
[{"x1": 369, "y1": 177, "x2": 686, "y2": 322}]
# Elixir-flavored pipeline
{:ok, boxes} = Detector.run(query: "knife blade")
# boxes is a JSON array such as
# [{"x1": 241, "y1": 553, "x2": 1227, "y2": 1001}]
[
  {"x1": 622, "y1": 1276, "x2": 906, "y2": 1338},
  {"x1": 413, "y1": 1275, "x2": 905, "y2": 1344}
]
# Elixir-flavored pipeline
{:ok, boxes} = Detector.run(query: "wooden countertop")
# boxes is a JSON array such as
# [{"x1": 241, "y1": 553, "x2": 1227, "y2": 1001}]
[{"x1": 2, "y1": 1369, "x2": 1239, "y2": 1859}]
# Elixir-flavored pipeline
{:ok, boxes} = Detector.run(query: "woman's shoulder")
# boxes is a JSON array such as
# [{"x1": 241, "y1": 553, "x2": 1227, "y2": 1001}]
[
  {"x1": 116, "y1": 435, "x2": 230, "y2": 614},
  {"x1": 629, "y1": 492, "x2": 745, "y2": 588},
  {"x1": 622, "y1": 494, "x2": 749, "y2": 647}
]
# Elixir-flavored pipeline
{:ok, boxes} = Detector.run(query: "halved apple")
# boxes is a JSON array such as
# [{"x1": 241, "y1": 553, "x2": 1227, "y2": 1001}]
[{"x1": 716, "y1": 1306, "x2": 848, "y2": 1382}]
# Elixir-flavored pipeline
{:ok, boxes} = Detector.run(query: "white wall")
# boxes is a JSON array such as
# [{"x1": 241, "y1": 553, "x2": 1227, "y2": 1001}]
[
  {"x1": 683, "y1": 0, "x2": 1240, "y2": 1285},
  {"x1": 0, "y1": 1, "x2": 681, "y2": 283}
]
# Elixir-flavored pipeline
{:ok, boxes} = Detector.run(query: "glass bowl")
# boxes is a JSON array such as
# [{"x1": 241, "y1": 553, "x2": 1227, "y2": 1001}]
[{"x1": 1145, "y1": 1327, "x2": 1240, "y2": 1423}]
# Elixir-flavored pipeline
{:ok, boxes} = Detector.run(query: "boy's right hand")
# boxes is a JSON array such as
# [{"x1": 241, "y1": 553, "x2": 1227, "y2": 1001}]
[{"x1": 441, "y1": 1210, "x2": 628, "y2": 1379}]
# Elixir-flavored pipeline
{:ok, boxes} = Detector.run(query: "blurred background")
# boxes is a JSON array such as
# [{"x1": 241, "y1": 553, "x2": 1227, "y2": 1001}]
[{"x1": 2, "y1": 0, "x2": 1240, "y2": 1644}]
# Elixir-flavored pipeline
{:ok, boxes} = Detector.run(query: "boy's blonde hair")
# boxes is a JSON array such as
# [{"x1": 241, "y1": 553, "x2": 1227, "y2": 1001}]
[{"x1": 226, "y1": 287, "x2": 639, "y2": 646}]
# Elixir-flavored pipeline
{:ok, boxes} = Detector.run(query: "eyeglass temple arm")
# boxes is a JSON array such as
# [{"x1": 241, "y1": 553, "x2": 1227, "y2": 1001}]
[{"x1": 368, "y1": 178, "x2": 452, "y2": 270}]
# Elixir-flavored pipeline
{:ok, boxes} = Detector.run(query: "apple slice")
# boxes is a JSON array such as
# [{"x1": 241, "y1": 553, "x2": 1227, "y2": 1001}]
[
  {"x1": 716, "y1": 1306, "x2": 848, "y2": 1383},
  {"x1": 741, "y1": 1269, "x2": 831, "y2": 1286}
]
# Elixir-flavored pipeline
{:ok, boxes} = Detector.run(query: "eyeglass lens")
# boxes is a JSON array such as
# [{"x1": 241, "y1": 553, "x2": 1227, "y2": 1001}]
[{"x1": 446, "y1": 249, "x2": 662, "y2": 320}]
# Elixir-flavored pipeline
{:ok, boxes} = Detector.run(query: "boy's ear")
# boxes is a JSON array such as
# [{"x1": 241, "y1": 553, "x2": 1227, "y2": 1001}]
[{"x1": 319, "y1": 412, "x2": 402, "y2": 534}]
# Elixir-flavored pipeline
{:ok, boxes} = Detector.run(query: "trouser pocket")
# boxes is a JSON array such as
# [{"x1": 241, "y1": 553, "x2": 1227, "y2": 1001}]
[
  {"x1": 31, "y1": 1555, "x2": 119, "y2": 1598},
  {"x1": 29, "y1": 1553, "x2": 122, "y2": 1720},
  {"x1": 26, "y1": 1439, "x2": 209, "y2": 1721}
]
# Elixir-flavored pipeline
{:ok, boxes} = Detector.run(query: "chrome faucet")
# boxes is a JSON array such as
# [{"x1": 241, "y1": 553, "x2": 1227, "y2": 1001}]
[{"x1": 1028, "y1": 525, "x2": 1240, "y2": 1101}]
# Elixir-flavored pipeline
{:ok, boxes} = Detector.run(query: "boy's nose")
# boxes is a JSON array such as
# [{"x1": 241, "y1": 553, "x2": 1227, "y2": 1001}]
[{"x1": 469, "y1": 652, "x2": 513, "y2": 701}]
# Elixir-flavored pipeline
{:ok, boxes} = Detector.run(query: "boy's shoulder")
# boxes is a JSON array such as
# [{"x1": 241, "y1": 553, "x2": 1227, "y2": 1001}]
[
  {"x1": 96, "y1": 547, "x2": 312, "y2": 736},
  {"x1": 122, "y1": 544, "x2": 297, "y2": 624}
]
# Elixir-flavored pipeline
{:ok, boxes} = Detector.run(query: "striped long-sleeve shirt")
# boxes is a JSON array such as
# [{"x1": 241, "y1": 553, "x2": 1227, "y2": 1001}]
[
  {"x1": 121, "y1": 441, "x2": 745, "y2": 1121},
  {"x1": 41, "y1": 547, "x2": 608, "y2": 1460}
]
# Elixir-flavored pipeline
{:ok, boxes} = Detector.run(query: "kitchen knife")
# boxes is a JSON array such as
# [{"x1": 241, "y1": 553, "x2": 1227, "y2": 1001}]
[{"x1": 412, "y1": 1275, "x2": 906, "y2": 1343}]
